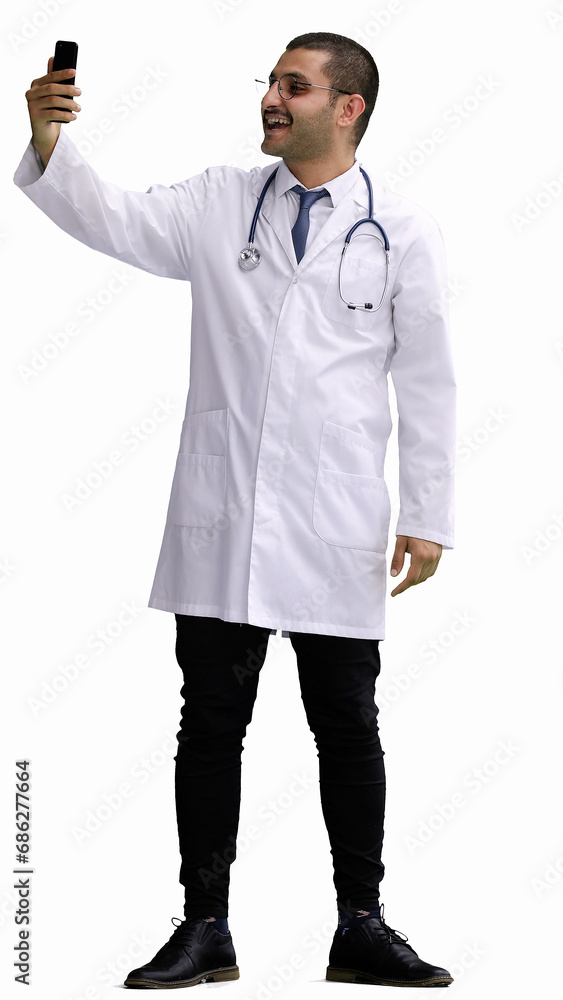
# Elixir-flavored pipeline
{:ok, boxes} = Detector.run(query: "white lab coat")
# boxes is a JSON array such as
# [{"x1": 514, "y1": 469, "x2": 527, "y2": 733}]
[{"x1": 13, "y1": 128, "x2": 456, "y2": 639}]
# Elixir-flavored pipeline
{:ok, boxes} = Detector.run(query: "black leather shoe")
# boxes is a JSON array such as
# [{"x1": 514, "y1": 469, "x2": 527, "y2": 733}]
[
  {"x1": 326, "y1": 903, "x2": 453, "y2": 987},
  {"x1": 123, "y1": 915, "x2": 239, "y2": 988}
]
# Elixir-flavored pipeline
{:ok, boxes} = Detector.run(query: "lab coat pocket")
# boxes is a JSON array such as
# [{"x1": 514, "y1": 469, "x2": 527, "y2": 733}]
[
  {"x1": 321, "y1": 253, "x2": 389, "y2": 330},
  {"x1": 313, "y1": 419, "x2": 390, "y2": 552},
  {"x1": 167, "y1": 407, "x2": 229, "y2": 528},
  {"x1": 313, "y1": 467, "x2": 391, "y2": 552}
]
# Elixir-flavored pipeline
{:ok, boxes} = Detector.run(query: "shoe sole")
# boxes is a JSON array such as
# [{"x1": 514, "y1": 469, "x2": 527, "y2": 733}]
[
  {"x1": 124, "y1": 965, "x2": 240, "y2": 988},
  {"x1": 327, "y1": 966, "x2": 453, "y2": 987}
]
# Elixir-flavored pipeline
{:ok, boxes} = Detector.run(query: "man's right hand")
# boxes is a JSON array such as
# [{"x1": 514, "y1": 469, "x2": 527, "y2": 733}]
[{"x1": 25, "y1": 55, "x2": 82, "y2": 167}]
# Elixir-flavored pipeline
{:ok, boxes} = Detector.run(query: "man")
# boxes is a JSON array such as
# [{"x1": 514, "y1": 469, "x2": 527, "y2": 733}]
[{"x1": 15, "y1": 31, "x2": 456, "y2": 988}]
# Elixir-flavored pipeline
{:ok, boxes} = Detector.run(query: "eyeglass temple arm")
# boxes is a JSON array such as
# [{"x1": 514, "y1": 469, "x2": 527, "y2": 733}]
[{"x1": 255, "y1": 78, "x2": 352, "y2": 95}]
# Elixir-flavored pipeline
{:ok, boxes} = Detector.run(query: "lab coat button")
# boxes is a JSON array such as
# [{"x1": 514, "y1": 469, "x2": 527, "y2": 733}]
[{"x1": 292, "y1": 277, "x2": 297, "y2": 283}]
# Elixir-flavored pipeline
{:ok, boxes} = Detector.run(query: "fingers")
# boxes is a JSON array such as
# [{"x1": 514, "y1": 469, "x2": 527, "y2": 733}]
[
  {"x1": 390, "y1": 574, "x2": 415, "y2": 597},
  {"x1": 33, "y1": 91, "x2": 81, "y2": 109},
  {"x1": 25, "y1": 72, "x2": 81, "y2": 125},
  {"x1": 28, "y1": 90, "x2": 80, "y2": 108},
  {"x1": 390, "y1": 560, "x2": 421, "y2": 596},
  {"x1": 25, "y1": 92, "x2": 81, "y2": 128},
  {"x1": 26, "y1": 58, "x2": 81, "y2": 155},
  {"x1": 391, "y1": 565, "x2": 427, "y2": 597},
  {"x1": 390, "y1": 554, "x2": 440, "y2": 597},
  {"x1": 29, "y1": 67, "x2": 78, "y2": 90},
  {"x1": 390, "y1": 534, "x2": 408, "y2": 578}
]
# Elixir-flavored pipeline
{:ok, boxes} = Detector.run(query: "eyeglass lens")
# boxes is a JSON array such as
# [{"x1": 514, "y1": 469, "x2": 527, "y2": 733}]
[{"x1": 256, "y1": 75, "x2": 299, "y2": 99}]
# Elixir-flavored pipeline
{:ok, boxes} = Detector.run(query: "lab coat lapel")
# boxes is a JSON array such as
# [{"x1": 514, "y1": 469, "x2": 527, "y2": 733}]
[{"x1": 250, "y1": 164, "x2": 369, "y2": 272}]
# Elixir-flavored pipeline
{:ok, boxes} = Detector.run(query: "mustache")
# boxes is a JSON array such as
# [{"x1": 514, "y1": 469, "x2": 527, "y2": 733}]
[{"x1": 263, "y1": 109, "x2": 293, "y2": 122}]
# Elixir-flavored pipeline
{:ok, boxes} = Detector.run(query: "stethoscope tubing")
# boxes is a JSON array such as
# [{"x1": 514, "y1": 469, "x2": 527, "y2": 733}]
[{"x1": 240, "y1": 165, "x2": 390, "y2": 311}]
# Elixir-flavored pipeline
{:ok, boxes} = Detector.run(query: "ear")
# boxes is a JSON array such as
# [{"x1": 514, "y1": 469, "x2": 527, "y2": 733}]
[{"x1": 337, "y1": 93, "x2": 365, "y2": 131}]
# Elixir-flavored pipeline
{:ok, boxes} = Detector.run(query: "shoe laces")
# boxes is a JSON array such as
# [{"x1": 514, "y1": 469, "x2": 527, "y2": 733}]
[
  {"x1": 166, "y1": 915, "x2": 200, "y2": 950},
  {"x1": 377, "y1": 903, "x2": 417, "y2": 954}
]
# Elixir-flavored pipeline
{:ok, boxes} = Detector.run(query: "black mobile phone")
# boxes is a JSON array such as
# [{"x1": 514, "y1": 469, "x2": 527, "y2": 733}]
[{"x1": 47, "y1": 40, "x2": 78, "y2": 122}]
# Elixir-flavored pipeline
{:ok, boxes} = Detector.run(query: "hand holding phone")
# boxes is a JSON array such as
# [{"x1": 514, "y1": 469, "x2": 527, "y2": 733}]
[
  {"x1": 25, "y1": 46, "x2": 81, "y2": 167},
  {"x1": 46, "y1": 41, "x2": 79, "y2": 121}
]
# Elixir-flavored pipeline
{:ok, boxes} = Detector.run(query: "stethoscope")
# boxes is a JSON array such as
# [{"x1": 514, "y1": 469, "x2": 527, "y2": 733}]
[{"x1": 238, "y1": 166, "x2": 390, "y2": 312}]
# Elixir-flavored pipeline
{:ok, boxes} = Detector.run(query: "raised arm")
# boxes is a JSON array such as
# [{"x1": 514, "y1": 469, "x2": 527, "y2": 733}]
[{"x1": 15, "y1": 56, "x2": 223, "y2": 281}]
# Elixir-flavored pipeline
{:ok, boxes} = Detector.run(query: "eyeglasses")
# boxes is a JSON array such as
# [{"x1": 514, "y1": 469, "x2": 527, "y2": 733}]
[{"x1": 255, "y1": 75, "x2": 352, "y2": 101}]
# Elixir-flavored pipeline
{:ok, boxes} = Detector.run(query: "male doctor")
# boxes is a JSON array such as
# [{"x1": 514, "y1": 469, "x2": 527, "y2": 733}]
[{"x1": 15, "y1": 31, "x2": 456, "y2": 989}]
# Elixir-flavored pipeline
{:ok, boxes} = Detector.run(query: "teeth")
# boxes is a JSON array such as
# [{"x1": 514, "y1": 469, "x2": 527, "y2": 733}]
[{"x1": 266, "y1": 116, "x2": 291, "y2": 125}]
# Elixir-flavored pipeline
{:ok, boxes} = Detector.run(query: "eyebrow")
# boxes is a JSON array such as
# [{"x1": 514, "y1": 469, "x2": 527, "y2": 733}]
[{"x1": 269, "y1": 69, "x2": 312, "y2": 84}]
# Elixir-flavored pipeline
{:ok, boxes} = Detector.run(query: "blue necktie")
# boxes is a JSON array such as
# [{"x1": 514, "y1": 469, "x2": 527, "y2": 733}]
[{"x1": 290, "y1": 184, "x2": 329, "y2": 263}]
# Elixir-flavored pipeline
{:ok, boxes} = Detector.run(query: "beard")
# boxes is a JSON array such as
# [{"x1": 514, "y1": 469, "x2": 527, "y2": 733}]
[{"x1": 261, "y1": 104, "x2": 337, "y2": 161}]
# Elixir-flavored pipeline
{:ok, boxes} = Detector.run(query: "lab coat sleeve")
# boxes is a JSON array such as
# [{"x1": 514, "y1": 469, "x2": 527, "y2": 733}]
[
  {"x1": 12, "y1": 127, "x2": 221, "y2": 281},
  {"x1": 388, "y1": 215, "x2": 456, "y2": 550}
]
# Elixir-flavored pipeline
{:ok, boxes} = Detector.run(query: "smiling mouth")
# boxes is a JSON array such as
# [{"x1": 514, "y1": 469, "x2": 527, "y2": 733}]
[{"x1": 264, "y1": 117, "x2": 291, "y2": 133}]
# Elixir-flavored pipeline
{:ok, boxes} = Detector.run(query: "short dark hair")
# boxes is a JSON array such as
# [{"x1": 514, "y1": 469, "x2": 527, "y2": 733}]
[{"x1": 285, "y1": 31, "x2": 379, "y2": 149}]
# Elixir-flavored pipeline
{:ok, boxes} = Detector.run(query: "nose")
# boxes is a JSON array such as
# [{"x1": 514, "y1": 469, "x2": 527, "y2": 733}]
[
  {"x1": 262, "y1": 79, "x2": 278, "y2": 99},
  {"x1": 261, "y1": 79, "x2": 285, "y2": 112}
]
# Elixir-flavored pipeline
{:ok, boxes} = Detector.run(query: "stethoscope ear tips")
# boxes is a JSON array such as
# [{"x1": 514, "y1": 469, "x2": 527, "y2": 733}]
[{"x1": 238, "y1": 245, "x2": 262, "y2": 270}]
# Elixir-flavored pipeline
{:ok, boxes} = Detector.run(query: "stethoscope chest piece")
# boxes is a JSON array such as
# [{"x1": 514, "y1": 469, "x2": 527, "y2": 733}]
[
  {"x1": 238, "y1": 166, "x2": 390, "y2": 310},
  {"x1": 238, "y1": 244, "x2": 261, "y2": 270}
]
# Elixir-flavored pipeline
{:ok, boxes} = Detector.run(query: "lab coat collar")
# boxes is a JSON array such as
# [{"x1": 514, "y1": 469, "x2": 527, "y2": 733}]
[
  {"x1": 250, "y1": 156, "x2": 372, "y2": 272},
  {"x1": 273, "y1": 156, "x2": 361, "y2": 208}
]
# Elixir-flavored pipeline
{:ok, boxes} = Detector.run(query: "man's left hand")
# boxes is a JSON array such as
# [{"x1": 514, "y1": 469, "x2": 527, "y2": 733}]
[{"x1": 390, "y1": 535, "x2": 442, "y2": 597}]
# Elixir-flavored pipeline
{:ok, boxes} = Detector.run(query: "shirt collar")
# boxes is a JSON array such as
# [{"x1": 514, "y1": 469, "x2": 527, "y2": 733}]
[{"x1": 273, "y1": 156, "x2": 361, "y2": 208}]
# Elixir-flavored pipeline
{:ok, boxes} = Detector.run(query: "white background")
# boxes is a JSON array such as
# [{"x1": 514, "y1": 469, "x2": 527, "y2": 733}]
[{"x1": 2, "y1": 0, "x2": 562, "y2": 996}]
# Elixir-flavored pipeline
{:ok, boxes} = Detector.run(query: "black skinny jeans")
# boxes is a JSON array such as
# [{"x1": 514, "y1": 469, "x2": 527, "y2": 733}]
[{"x1": 174, "y1": 614, "x2": 386, "y2": 920}]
